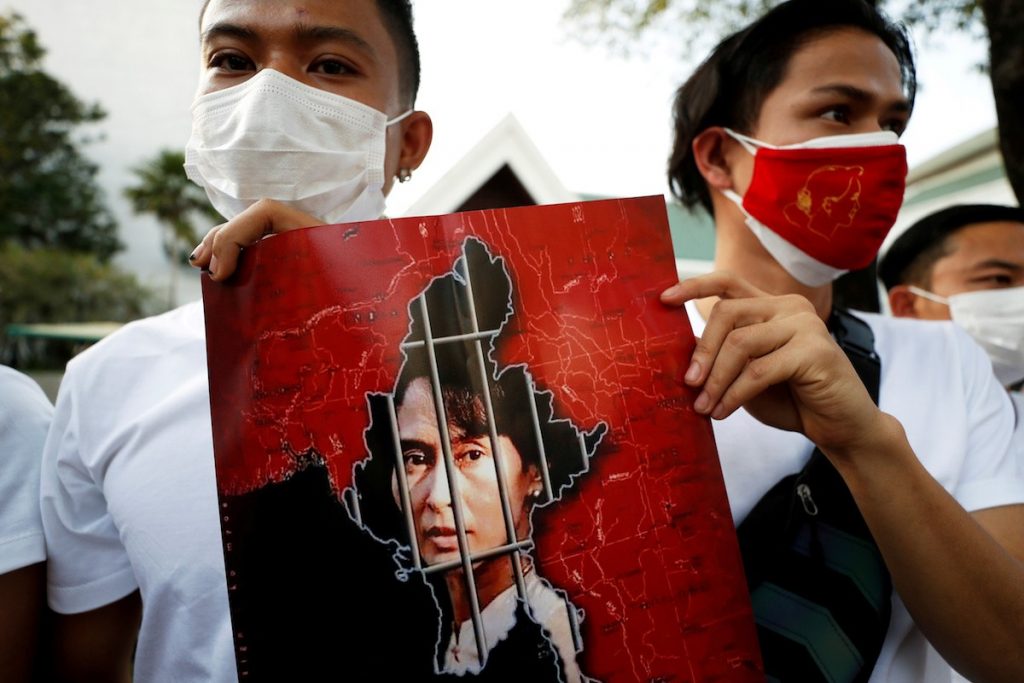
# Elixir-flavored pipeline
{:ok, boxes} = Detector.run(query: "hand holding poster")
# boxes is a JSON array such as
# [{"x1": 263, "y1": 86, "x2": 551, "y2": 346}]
[{"x1": 202, "y1": 195, "x2": 761, "y2": 681}]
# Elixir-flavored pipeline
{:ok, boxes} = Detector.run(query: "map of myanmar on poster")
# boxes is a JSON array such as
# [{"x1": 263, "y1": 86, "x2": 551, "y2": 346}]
[{"x1": 202, "y1": 195, "x2": 762, "y2": 682}]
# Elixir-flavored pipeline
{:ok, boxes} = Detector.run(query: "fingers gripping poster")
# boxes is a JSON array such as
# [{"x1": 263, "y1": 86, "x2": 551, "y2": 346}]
[{"x1": 202, "y1": 196, "x2": 762, "y2": 682}]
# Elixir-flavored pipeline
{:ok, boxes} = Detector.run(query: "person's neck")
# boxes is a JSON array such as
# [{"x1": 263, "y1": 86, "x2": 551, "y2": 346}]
[
  {"x1": 695, "y1": 201, "x2": 833, "y2": 322},
  {"x1": 446, "y1": 556, "x2": 529, "y2": 627}
]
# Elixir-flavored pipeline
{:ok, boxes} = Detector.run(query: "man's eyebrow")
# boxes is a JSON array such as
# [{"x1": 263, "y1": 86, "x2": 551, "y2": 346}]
[
  {"x1": 201, "y1": 22, "x2": 257, "y2": 45},
  {"x1": 200, "y1": 23, "x2": 377, "y2": 65},
  {"x1": 969, "y1": 258, "x2": 1023, "y2": 273},
  {"x1": 810, "y1": 84, "x2": 911, "y2": 112},
  {"x1": 294, "y1": 24, "x2": 378, "y2": 63},
  {"x1": 400, "y1": 438, "x2": 435, "y2": 453}
]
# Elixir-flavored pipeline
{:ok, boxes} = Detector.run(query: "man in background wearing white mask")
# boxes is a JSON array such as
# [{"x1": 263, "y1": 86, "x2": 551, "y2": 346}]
[
  {"x1": 881, "y1": 204, "x2": 1024, "y2": 432},
  {"x1": 39, "y1": 1, "x2": 431, "y2": 680}
]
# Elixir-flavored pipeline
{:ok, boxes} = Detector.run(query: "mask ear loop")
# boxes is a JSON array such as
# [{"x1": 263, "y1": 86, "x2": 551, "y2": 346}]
[
  {"x1": 721, "y1": 188, "x2": 746, "y2": 206},
  {"x1": 717, "y1": 129, "x2": 762, "y2": 207},
  {"x1": 723, "y1": 127, "x2": 772, "y2": 155},
  {"x1": 386, "y1": 109, "x2": 414, "y2": 127},
  {"x1": 907, "y1": 285, "x2": 950, "y2": 306}
]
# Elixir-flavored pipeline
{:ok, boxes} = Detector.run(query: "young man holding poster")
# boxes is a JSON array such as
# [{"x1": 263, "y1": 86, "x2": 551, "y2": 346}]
[
  {"x1": 181, "y1": 2, "x2": 1024, "y2": 683},
  {"x1": 659, "y1": 1, "x2": 1024, "y2": 682},
  {"x1": 39, "y1": 1, "x2": 431, "y2": 680}
]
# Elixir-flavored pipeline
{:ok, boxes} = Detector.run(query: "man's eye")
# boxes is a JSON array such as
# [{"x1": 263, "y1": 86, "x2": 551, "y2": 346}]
[
  {"x1": 976, "y1": 274, "x2": 1015, "y2": 286},
  {"x1": 311, "y1": 58, "x2": 353, "y2": 76},
  {"x1": 821, "y1": 107, "x2": 850, "y2": 124},
  {"x1": 210, "y1": 53, "x2": 254, "y2": 72},
  {"x1": 881, "y1": 118, "x2": 908, "y2": 136}
]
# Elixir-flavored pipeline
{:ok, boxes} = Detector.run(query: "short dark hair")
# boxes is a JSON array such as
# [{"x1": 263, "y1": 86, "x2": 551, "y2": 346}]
[
  {"x1": 355, "y1": 358, "x2": 602, "y2": 551},
  {"x1": 879, "y1": 204, "x2": 1024, "y2": 290},
  {"x1": 199, "y1": 0, "x2": 421, "y2": 105},
  {"x1": 389, "y1": 353, "x2": 592, "y2": 492},
  {"x1": 668, "y1": 0, "x2": 916, "y2": 214},
  {"x1": 375, "y1": 0, "x2": 421, "y2": 106}
]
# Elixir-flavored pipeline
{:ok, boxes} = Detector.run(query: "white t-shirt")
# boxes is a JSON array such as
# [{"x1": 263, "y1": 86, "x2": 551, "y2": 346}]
[
  {"x1": 1011, "y1": 392, "x2": 1023, "y2": 472},
  {"x1": 40, "y1": 301, "x2": 238, "y2": 683},
  {"x1": 687, "y1": 302, "x2": 1023, "y2": 683},
  {"x1": 39, "y1": 295, "x2": 1021, "y2": 683},
  {"x1": 1, "y1": 366, "x2": 53, "y2": 574}
]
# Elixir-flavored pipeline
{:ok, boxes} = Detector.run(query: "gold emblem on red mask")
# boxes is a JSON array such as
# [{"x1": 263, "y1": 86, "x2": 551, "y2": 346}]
[{"x1": 783, "y1": 165, "x2": 865, "y2": 239}]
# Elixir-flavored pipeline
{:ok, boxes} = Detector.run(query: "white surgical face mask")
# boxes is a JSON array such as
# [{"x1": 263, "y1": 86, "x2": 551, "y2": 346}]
[
  {"x1": 721, "y1": 129, "x2": 901, "y2": 287},
  {"x1": 184, "y1": 68, "x2": 412, "y2": 225},
  {"x1": 909, "y1": 285, "x2": 1024, "y2": 387}
]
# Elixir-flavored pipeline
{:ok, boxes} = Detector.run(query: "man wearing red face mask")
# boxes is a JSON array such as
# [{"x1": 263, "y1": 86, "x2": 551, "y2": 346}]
[
  {"x1": 658, "y1": 1, "x2": 1024, "y2": 682},
  {"x1": 39, "y1": 1, "x2": 433, "y2": 681}
]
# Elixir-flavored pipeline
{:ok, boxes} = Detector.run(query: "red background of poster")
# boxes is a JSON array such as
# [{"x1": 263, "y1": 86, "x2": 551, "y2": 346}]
[{"x1": 203, "y1": 196, "x2": 761, "y2": 681}]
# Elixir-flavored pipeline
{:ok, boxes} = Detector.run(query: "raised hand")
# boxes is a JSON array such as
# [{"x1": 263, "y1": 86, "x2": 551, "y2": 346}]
[
  {"x1": 190, "y1": 199, "x2": 323, "y2": 281},
  {"x1": 661, "y1": 271, "x2": 889, "y2": 463}
]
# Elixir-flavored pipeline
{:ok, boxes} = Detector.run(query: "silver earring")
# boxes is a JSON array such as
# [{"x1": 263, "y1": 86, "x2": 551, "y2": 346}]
[
  {"x1": 530, "y1": 488, "x2": 543, "y2": 500},
  {"x1": 397, "y1": 168, "x2": 412, "y2": 183}
]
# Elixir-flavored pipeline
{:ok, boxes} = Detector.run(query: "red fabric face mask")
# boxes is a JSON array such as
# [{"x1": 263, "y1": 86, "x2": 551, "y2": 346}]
[{"x1": 725, "y1": 129, "x2": 908, "y2": 272}]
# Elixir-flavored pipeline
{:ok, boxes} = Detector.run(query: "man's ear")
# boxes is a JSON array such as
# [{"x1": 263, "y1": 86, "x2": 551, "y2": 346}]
[
  {"x1": 398, "y1": 110, "x2": 433, "y2": 173},
  {"x1": 888, "y1": 285, "x2": 919, "y2": 318},
  {"x1": 692, "y1": 127, "x2": 737, "y2": 192}
]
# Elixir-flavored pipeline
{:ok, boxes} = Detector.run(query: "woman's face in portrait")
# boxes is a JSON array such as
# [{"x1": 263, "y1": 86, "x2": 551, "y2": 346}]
[{"x1": 392, "y1": 377, "x2": 540, "y2": 567}]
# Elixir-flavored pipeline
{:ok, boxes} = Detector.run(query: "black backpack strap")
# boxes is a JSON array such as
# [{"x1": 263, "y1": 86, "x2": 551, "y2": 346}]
[
  {"x1": 830, "y1": 309, "x2": 881, "y2": 404},
  {"x1": 736, "y1": 308, "x2": 891, "y2": 683}
]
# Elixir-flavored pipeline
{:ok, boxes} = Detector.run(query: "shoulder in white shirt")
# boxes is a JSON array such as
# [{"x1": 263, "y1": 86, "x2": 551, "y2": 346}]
[
  {"x1": 39, "y1": 302, "x2": 238, "y2": 683},
  {"x1": 0, "y1": 366, "x2": 53, "y2": 574},
  {"x1": 685, "y1": 301, "x2": 1022, "y2": 683}
]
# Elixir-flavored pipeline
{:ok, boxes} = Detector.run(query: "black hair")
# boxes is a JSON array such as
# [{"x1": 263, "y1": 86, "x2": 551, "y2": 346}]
[
  {"x1": 355, "y1": 351, "x2": 599, "y2": 549},
  {"x1": 199, "y1": 0, "x2": 421, "y2": 105},
  {"x1": 389, "y1": 355, "x2": 589, "y2": 486},
  {"x1": 668, "y1": 0, "x2": 916, "y2": 214},
  {"x1": 375, "y1": 0, "x2": 421, "y2": 106},
  {"x1": 879, "y1": 204, "x2": 1024, "y2": 290}
]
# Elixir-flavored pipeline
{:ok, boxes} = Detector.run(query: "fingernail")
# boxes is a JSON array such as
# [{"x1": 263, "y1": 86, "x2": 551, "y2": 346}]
[
  {"x1": 711, "y1": 404, "x2": 726, "y2": 420},
  {"x1": 694, "y1": 391, "x2": 710, "y2": 414},
  {"x1": 685, "y1": 360, "x2": 701, "y2": 384},
  {"x1": 188, "y1": 248, "x2": 199, "y2": 262},
  {"x1": 660, "y1": 284, "x2": 682, "y2": 301},
  {"x1": 208, "y1": 255, "x2": 218, "y2": 279}
]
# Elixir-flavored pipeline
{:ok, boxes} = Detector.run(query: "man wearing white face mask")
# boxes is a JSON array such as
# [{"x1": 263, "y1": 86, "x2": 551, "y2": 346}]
[
  {"x1": 184, "y1": 69, "x2": 414, "y2": 228},
  {"x1": 39, "y1": 1, "x2": 432, "y2": 680},
  {"x1": 881, "y1": 204, "x2": 1024, "y2": 432}
]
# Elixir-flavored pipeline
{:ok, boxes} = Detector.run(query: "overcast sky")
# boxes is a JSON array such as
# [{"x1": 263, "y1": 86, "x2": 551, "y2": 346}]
[{"x1": 3, "y1": 0, "x2": 998, "y2": 291}]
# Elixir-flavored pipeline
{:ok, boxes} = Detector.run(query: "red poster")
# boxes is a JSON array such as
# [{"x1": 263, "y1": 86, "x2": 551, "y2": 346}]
[{"x1": 203, "y1": 196, "x2": 761, "y2": 681}]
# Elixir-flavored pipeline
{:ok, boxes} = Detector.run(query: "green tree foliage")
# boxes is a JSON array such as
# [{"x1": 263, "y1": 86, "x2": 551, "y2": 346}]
[
  {"x1": 0, "y1": 13, "x2": 152, "y2": 368},
  {"x1": 565, "y1": 0, "x2": 982, "y2": 48},
  {"x1": 0, "y1": 12, "x2": 121, "y2": 260},
  {"x1": 0, "y1": 243, "x2": 151, "y2": 367},
  {"x1": 124, "y1": 149, "x2": 221, "y2": 307},
  {"x1": 125, "y1": 150, "x2": 221, "y2": 264}
]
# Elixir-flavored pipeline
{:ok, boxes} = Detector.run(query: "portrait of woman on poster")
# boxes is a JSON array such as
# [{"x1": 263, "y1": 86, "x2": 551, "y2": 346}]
[{"x1": 353, "y1": 240, "x2": 606, "y2": 682}]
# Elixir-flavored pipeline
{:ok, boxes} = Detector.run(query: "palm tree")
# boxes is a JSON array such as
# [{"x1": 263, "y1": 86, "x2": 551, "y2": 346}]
[{"x1": 124, "y1": 150, "x2": 221, "y2": 307}]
